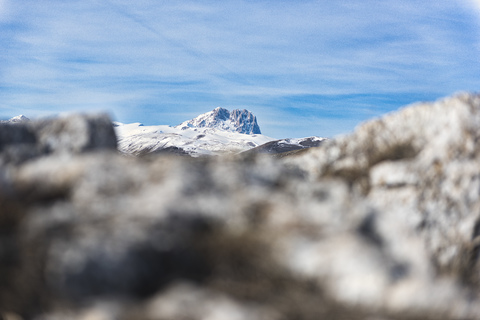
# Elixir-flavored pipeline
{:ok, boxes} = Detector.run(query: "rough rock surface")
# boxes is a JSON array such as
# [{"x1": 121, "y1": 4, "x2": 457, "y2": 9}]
[
  {"x1": 286, "y1": 93, "x2": 480, "y2": 277},
  {"x1": 1, "y1": 94, "x2": 480, "y2": 319},
  {"x1": 177, "y1": 107, "x2": 262, "y2": 134},
  {"x1": 0, "y1": 113, "x2": 117, "y2": 166}
]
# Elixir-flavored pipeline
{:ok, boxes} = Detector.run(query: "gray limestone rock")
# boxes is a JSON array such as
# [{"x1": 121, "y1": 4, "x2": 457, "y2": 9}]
[
  {"x1": 288, "y1": 93, "x2": 480, "y2": 274},
  {"x1": 2, "y1": 93, "x2": 480, "y2": 319},
  {"x1": 0, "y1": 113, "x2": 117, "y2": 166},
  {"x1": 32, "y1": 113, "x2": 118, "y2": 155},
  {"x1": 178, "y1": 107, "x2": 262, "y2": 134}
]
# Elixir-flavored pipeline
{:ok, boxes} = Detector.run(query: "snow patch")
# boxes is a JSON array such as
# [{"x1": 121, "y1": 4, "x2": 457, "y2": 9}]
[{"x1": 115, "y1": 123, "x2": 274, "y2": 157}]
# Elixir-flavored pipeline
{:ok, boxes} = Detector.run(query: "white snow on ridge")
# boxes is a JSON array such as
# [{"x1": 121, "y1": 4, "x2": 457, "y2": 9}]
[
  {"x1": 176, "y1": 107, "x2": 262, "y2": 135},
  {"x1": 115, "y1": 107, "x2": 274, "y2": 157},
  {"x1": 3, "y1": 111, "x2": 326, "y2": 157},
  {"x1": 1, "y1": 115, "x2": 30, "y2": 123},
  {"x1": 277, "y1": 137, "x2": 326, "y2": 146},
  {"x1": 115, "y1": 122, "x2": 274, "y2": 157}
]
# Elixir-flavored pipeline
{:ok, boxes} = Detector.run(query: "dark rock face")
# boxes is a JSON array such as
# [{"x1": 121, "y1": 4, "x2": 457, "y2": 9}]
[
  {"x1": 33, "y1": 113, "x2": 118, "y2": 154},
  {"x1": 0, "y1": 123, "x2": 37, "y2": 153},
  {"x1": 230, "y1": 109, "x2": 262, "y2": 134},
  {"x1": 211, "y1": 107, "x2": 230, "y2": 122},
  {"x1": 179, "y1": 107, "x2": 262, "y2": 134},
  {"x1": 2, "y1": 94, "x2": 480, "y2": 319},
  {"x1": 0, "y1": 113, "x2": 117, "y2": 165}
]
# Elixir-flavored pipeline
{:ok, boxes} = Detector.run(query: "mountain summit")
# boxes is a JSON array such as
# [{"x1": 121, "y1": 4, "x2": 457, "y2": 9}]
[
  {"x1": 177, "y1": 107, "x2": 262, "y2": 135},
  {"x1": 1, "y1": 115, "x2": 30, "y2": 124}
]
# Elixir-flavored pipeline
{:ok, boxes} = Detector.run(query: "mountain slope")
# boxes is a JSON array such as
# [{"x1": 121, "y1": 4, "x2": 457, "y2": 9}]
[
  {"x1": 4, "y1": 111, "x2": 327, "y2": 157},
  {"x1": 116, "y1": 108, "x2": 331, "y2": 157},
  {"x1": 115, "y1": 108, "x2": 274, "y2": 157},
  {"x1": 176, "y1": 107, "x2": 261, "y2": 134},
  {"x1": 1, "y1": 115, "x2": 30, "y2": 123},
  {"x1": 241, "y1": 137, "x2": 326, "y2": 157}
]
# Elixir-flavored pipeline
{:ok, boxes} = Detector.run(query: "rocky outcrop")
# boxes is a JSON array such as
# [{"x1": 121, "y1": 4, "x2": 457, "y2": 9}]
[
  {"x1": 229, "y1": 108, "x2": 262, "y2": 134},
  {"x1": 286, "y1": 93, "x2": 480, "y2": 276},
  {"x1": 0, "y1": 113, "x2": 117, "y2": 166},
  {"x1": 1, "y1": 94, "x2": 480, "y2": 319},
  {"x1": 177, "y1": 107, "x2": 262, "y2": 134}
]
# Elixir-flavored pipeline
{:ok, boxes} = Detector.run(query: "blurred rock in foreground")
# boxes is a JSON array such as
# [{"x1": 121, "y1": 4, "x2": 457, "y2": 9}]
[{"x1": 1, "y1": 94, "x2": 480, "y2": 319}]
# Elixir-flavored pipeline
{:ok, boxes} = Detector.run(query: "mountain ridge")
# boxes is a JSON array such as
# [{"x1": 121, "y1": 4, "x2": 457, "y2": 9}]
[
  {"x1": 240, "y1": 136, "x2": 326, "y2": 157},
  {"x1": 0, "y1": 115, "x2": 30, "y2": 123},
  {"x1": 176, "y1": 107, "x2": 262, "y2": 135},
  {"x1": 5, "y1": 109, "x2": 327, "y2": 157},
  {"x1": 115, "y1": 107, "x2": 273, "y2": 157}
]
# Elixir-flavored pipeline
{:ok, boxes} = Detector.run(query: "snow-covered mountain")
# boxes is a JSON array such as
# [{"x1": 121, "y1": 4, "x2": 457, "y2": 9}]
[
  {"x1": 241, "y1": 137, "x2": 326, "y2": 157},
  {"x1": 1, "y1": 111, "x2": 326, "y2": 158},
  {"x1": 115, "y1": 108, "x2": 273, "y2": 157},
  {"x1": 115, "y1": 122, "x2": 273, "y2": 157},
  {"x1": 0, "y1": 115, "x2": 30, "y2": 123},
  {"x1": 176, "y1": 107, "x2": 261, "y2": 134}
]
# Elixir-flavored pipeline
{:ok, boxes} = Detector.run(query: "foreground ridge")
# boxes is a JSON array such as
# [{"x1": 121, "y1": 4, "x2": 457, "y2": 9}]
[{"x1": 1, "y1": 93, "x2": 480, "y2": 319}]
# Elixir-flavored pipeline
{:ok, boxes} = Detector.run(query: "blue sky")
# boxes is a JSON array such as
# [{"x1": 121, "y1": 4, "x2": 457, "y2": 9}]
[{"x1": 1, "y1": 0, "x2": 480, "y2": 138}]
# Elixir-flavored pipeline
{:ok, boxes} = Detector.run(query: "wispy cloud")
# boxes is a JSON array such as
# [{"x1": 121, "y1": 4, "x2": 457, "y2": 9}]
[{"x1": 1, "y1": 0, "x2": 479, "y2": 137}]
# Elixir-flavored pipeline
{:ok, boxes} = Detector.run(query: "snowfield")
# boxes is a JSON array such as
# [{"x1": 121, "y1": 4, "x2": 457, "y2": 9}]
[
  {"x1": 114, "y1": 108, "x2": 328, "y2": 157},
  {"x1": 114, "y1": 121, "x2": 275, "y2": 156}
]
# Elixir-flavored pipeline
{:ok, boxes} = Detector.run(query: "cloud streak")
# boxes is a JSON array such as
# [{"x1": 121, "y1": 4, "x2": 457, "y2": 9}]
[{"x1": 1, "y1": 0, "x2": 479, "y2": 137}]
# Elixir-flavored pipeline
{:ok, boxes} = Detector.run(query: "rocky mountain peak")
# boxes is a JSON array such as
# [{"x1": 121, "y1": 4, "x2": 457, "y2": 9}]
[
  {"x1": 211, "y1": 107, "x2": 230, "y2": 121},
  {"x1": 177, "y1": 107, "x2": 262, "y2": 135},
  {"x1": 1, "y1": 115, "x2": 30, "y2": 124},
  {"x1": 229, "y1": 109, "x2": 262, "y2": 135}
]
